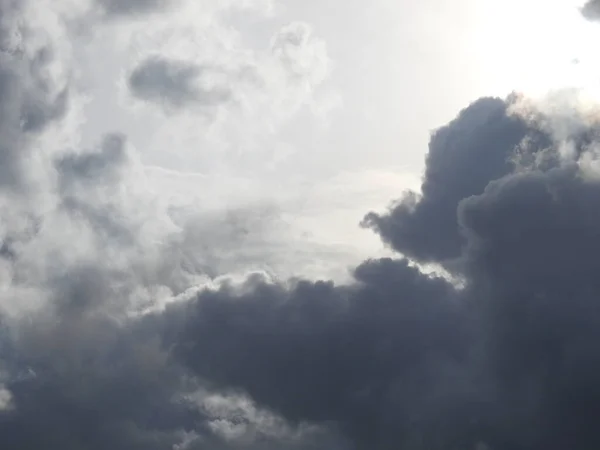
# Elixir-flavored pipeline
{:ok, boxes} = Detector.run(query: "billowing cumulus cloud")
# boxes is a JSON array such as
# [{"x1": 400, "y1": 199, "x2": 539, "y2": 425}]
[
  {"x1": 166, "y1": 258, "x2": 477, "y2": 449},
  {"x1": 159, "y1": 105, "x2": 600, "y2": 450},
  {"x1": 361, "y1": 96, "x2": 549, "y2": 264},
  {"x1": 4, "y1": 0, "x2": 600, "y2": 450},
  {"x1": 456, "y1": 165, "x2": 600, "y2": 450}
]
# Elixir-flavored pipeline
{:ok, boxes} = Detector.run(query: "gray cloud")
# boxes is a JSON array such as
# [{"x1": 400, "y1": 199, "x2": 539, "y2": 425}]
[
  {"x1": 128, "y1": 57, "x2": 232, "y2": 112},
  {"x1": 53, "y1": 134, "x2": 140, "y2": 252},
  {"x1": 121, "y1": 20, "x2": 332, "y2": 129},
  {"x1": 4, "y1": 0, "x2": 600, "y2": 449},
  {"x1": 0, "y1": 1, "x2": 69, "y2": 191},
  {"x1": 0, "y1": 317, "x2": 198, "y2": 449},
  {"x1": 166, "y1": 258, "x2": 478, "y2": 450},
  {"x1": 161, "y1": 103, "x2": 600, "y2": 450},
  {"x1": 95, "y1": 0, "x2": 177, "y2": 17},
  {"x1": 456, "y1": 162, "x2": 600, "y2": 450},
  {"x1": 362, "y1": 96, "x2": 550, "y2": 265},
  {"x1": 57, "y1": 133, "x2": 127, "y2": 189},
  {"x1": 581, "y1": 0, "x2": 600, "y2": 21},
  {"x1": 271, "y1": 22, "x2": 330, "y2": 85},
  {"x1": 0, "y1": 3, "x2": 342, "y2": 442}
]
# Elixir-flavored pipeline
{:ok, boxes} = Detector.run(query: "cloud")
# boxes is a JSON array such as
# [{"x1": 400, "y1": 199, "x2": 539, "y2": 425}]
[
  {"x1": 0, "y1": 0, "x2": 70, "y2": 191},
  {"x1": 362, "y1": 96, "x2": 550, "y2": 265},
  {"x1": 5, "y1": 0, "x2": 600, "y2": 449},
  {"x1": 95, "y1": 0, "x2": 337, "y2": 179},
  {"x1": 0, "y1": 318, "x2": 196, "y2": 449},
  {"x1": 270, "y1": 22, "x2": 330, "y2": 89},
  {"x1": 161, "y1": 96, "x2": 600, "y2": 449},
  {"x1": 0, "y1": 386, "x2": 11, "y2": 411},
  {"x1": 95, "y1": 0, "x2": 178, "y2": 17},
  {"x1": 56, "y1": 133, "x2": 128, "y2": 189},
  {"x1": 166, "y1": 258, "x2": 478, "y2": 449},
  {"x1": 0, "y1": 5, "x2": 344, "y2": 448},
  {"x1": 120, "y1": 15, "x2": 333, "y2": 129},
  {"x1": 581, "y1": 0, "x2": 600, "y2": 21},
  {"x1": 455, "y1": 162, "x2": 600, "y2": 450},
  {"x1": 128, "y1": 57, "x2": 232, "y2": 112}
]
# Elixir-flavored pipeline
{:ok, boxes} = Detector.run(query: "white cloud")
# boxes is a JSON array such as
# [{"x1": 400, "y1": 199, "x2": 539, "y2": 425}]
[
  {"x1": 0, "y1": 386, "x2": 12, "y2": 411},
  {"x1": 117, "y1": 14, "x2": 336, "y2": 151}
]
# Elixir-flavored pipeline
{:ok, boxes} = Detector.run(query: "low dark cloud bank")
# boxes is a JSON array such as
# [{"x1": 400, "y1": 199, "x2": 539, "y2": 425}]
[
  {"x1": 168, "y1": 259, "x2": 478, "y2": 449},
  {"x1": 3, "y1": 1, "x2": 600, "y2": 450}
]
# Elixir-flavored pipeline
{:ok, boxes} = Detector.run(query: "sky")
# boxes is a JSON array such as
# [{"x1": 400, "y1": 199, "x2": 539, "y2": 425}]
[
  {"x1": 3, "y1": 0, "x2": 600, "y2": 449},
  {"x1": 71, "y1": 0, "x2": 600, "y2": 282}
]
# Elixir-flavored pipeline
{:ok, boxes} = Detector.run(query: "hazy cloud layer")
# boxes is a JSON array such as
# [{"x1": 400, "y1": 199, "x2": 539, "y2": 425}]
[{"x1": 2, "y1": 1, "x2": 600, "y2": 450}]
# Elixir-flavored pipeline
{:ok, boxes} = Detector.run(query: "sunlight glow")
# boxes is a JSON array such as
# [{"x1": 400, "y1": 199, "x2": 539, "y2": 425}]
[{"x1": 475, "y1": 0, "x2": 600, "y2": 101}]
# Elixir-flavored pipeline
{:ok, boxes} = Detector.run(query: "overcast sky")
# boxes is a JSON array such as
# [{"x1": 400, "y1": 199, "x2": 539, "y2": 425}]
[{"x1": 3, "y1": 0, "x2": 600, "y2": 449}]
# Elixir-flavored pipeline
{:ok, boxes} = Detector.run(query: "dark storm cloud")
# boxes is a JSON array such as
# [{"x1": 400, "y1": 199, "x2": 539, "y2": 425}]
[
  {"x1": 162, "y1": 102, "x2": 600, "y2": 450},
  {"x1": 581, "y1": 0, "x2": 600, "y2": 21},
  {"x1": 362, "y1": 96, "x2": 550, "y2": 264},
  {"x1": 0, "y1": 314, "x2": 208, "y2": 450},
  {"x1": 455, "y1": 163, "x2": 600, "y2": 450},
  {"x1": 128, "y1": 57, "x2": 232, "y2": 112},
  {"x1": 0, "y1": 307, "x2": 346, "y2": 449},
  {"x1": 167, "y1": 258, "x2": 483, "y2": 450}
]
